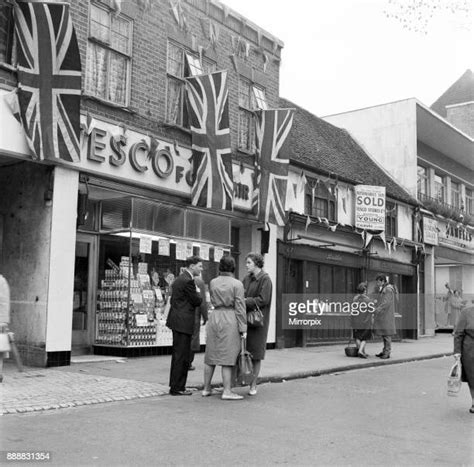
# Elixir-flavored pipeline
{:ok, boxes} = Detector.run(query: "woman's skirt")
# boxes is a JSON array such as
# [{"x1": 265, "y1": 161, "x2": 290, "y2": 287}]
[{"x1": 204, "y1": 307, "x2": 240, "y2": 366}]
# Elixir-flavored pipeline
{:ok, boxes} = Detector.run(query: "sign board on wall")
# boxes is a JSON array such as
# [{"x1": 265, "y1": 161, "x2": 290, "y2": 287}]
[
  {"x1": 354, "y1": 185, "x2": 386, "y2": 231},
  {"x1": 422, "y1": 216, "x2": 438, "y2": 246},
  {"x1": 438, "y1": 219, "x2": 474, "y2": 251}
]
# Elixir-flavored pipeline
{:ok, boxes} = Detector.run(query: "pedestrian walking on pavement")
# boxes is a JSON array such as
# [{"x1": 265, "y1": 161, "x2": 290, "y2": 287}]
[
  {"x1": 0, "y1": 274, "x2": 11, "y2": 382},
  {"x1": 203, "y1": 256, "x2": 247, "y2": 400},
  {"x1": 453, "y1": 303, "x2": 474, "y2": 413},
  {"x1": 166, "y1": 256, "x2": 203, "y2": 396},
  {"x1": 351, "y1": 282, "x2": 373, "y2": 359},
  {"x1": 242, "y1": 252, "x2": 272, "y2": 396},
  {"x1": 189, "y1": 273, "x2": 208, "y2": 371},
  {"x1": 373, "y1": 274, "x2": 396, "y2": 359}
]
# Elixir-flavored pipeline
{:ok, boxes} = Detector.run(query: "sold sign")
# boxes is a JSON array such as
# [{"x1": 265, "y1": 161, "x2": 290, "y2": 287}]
[{"x1": 354, "y1": 185, "x2": 386, "y2": 231}]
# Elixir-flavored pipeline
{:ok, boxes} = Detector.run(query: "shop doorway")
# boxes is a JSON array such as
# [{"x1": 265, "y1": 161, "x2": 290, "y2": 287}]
[{"x1": 72, "y1": 234, "x2": 97, "y2": 354}]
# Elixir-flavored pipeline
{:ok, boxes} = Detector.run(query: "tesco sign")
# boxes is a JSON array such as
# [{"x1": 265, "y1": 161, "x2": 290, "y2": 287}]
[{"x1": 355, "y1": 185, "x2": 386, "y2": 231}]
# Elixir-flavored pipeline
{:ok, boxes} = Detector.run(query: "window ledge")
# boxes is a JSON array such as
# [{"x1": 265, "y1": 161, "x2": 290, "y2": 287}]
[
  {"x1": 162, "y1": 122, "x2": 192, "y2": 136},
  {"x1": 237, "y1": 148, "x2": 256, "y2": 156},
  {"x1": 0, "y1": 62, "x2": 17, "y2": 73},
  {"x1": 82, "y1": 93, "x2": 135, "y2": 113}
]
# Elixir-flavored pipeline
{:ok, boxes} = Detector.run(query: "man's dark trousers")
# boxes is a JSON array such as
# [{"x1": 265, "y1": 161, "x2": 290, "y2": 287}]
[{"x1": 169, "y1": 330, "x2": 192, "y2": 392}]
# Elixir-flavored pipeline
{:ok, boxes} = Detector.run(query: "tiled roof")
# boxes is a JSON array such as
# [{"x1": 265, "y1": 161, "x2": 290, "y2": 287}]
[
  {"x1": 280, "y1": 97, "x2": 418, "y2": 205},
  {"x1": 430, "y1": 69, "x2": 474, "y2": 118}
]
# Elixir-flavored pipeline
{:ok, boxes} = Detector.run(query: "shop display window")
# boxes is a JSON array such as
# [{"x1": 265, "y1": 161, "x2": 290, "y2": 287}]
[{"x1": 95, "y1": 231, "x2": 227, "y2": 348}]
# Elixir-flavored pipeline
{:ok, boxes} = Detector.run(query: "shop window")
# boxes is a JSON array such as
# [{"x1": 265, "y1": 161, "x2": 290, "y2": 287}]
[
  {"x1": 166, "y1": 41, "x2": 216, "y2": 126},
  {"x1": 466, "y1": 188, "x2": 473, "y2": 215},
  {"x1": 417, "y1": 165, "x2": 427, "y2": 197},
  {"x1": 385, "y1": 201, "x2": 397, "y2": 237},
  {"x1": 434, "y1": 174, "x2": 446, "y2": 203},
  {"x1": 238, "y1": 77, "x2": 267, "y2": 153},
  {"x1": 85, "y1": 3, "x2": 132, "y2": 106},
  {"x1": 450, "y1": 181, "x2": 460, "y2": 208},
  {"x1": 0, "y1": 3, "x2": 15, "y2": 65},
  {"x1": 304, "y1": 180, "x2": 336, "y2": 221}
]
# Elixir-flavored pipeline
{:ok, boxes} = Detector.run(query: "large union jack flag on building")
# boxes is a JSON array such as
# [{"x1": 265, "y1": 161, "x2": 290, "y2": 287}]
[
  {"x1": 252, "y1": 108, "x2": 294, "y2": 226},
  {"x1": 14, "y1": 2, "x2": 81, "y2": 163},
  {"x1": 185, "y1": 71, "x2": 233, "y2": 210}
]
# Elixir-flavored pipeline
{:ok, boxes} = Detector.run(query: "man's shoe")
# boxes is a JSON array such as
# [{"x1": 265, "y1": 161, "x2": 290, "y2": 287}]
[
  {"x1": 375, "y1": 352, "x2": 384, "y2": 357},
  {"x1": 188, "y1": 365, "x2": 196, "y2": 371},
  {"x1": 169, "y1": 389, "x2": 193, "y2": 396},
  {"x1": 379, "y1": 354, "x2": 390, "y2": 360}
]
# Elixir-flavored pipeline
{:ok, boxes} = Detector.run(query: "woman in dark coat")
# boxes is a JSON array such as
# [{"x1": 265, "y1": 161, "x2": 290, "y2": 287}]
[
  {"x1": 453, "y1": 304, "x2": 474, "y2": 413},
  {"x1": 242, "y1": 252, "x2": 272, "y2": 396},
  {"x1": 351, "y1": 283, "x2": 373, "y2": 359}
]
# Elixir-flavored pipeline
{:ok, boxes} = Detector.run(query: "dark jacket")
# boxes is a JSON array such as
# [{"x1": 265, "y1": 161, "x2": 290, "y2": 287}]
[
  {"x1": 166, "y1": 271, "x2": 202, "y2": 335},
  {"x1": 373, "y1": 283, "x2": 397, "y2": 336}
]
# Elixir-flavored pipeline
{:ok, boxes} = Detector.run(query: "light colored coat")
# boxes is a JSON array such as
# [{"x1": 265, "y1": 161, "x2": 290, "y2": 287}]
[{"x1": 373, "y1": 283, "x2": 396, "y2": 336}]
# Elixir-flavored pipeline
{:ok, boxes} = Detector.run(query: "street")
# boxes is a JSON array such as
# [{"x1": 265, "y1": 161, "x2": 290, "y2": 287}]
[{"x1": 1, "y1": 357, "x2": 472, "y2": 466}]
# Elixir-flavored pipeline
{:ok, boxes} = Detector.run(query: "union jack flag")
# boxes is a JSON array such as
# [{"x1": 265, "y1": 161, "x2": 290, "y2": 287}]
[
  {"x1": 252, "y1": 109, "x2": 294, "y2": 226},
  {"x1": 186, "y1": 71, "x2": 233, "y2": 210},
  {"x1": 14, "y1": 2, "x2": 81, "y2": 162}
]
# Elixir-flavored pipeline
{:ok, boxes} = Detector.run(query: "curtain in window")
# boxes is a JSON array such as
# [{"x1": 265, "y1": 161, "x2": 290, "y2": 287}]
[
  {"x1": 86, "y1": 43, "x2": 107, "y2": 99},
  {"x1": 167, "y1": 78, "x2": 182, "y2": 124},
  {"x1": 109, "y1": 53, "x2": 127, "y2": 105}
]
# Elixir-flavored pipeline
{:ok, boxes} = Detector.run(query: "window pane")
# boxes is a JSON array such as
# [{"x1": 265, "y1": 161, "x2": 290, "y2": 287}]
[
  {"x1": 185, "y1": 52, "x2": 203, "y2": 76},
  {"x1": 202, "y1": 58, "x2": 216, "y2": 74},
  {"x1": 111, "y1": 16, "x2": 131, "y2": 54},
  {"x1": 90, "y1": 4, "x2": 110, "y2": 43},
  {"x1": 417, "y1": 166, "x2": 427, "y2": 195},
  {"x1": 434, "y1": 175, "x2": 445, "y2": 202},
  {"x1": 108, "y1": 52, "x2": 128, "y2": 105},
  {"x1": 253, "y1": 86, "x2": 268, "y2": 110},
  {"x1": 166, "y1": 78, "x2": 183, "y2": 124},
  {"x1": 314, "y1": 198, "x2": 328, "y2": 218},
  {"x1": 239, "y1": 79, "x2": 251, "y2": 108},
  {"x1": 85, "y1": 43, "x2": 107, "y2": 100},
  {"x1": 167, "y1": 42, "x2": 184, "y2": 77},
  {"x1": 466, "y1": 189, "x2": 473, "y2": 214}
]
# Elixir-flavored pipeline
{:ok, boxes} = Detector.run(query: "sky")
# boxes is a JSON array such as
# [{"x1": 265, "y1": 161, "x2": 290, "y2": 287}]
[{"x1": 220, "y1": 0, "x2": 473, "y2": 117}]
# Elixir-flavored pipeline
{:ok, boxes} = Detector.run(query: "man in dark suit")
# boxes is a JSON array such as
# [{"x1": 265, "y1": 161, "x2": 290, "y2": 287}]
[{"x1": 166, "y1": 256, "x2": 203, "y2": 395}]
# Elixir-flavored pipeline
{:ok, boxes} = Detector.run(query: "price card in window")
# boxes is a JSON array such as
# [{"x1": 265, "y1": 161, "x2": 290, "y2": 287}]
[
  {"x1": 214, "y1": 247, "x2": 224, "y2": 262},
  {"x1": 200, "y1": 244, "x2": 209, "y2": 260},
  {"x1": 139, "y1": 235, "x2": 152, "y2": 254},
  {"x1": 159, "y1": 238, "x2": 170, "y2": 256},
  {"x1": 135, "y1": 314, "x2": 148, "y2": 327}
]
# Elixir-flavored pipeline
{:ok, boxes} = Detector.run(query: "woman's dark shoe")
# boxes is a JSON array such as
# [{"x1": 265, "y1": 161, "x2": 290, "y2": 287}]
[
  {"x1": 379, "y1": 354, "x2": 390, "y2": 359},
  {"x1": 358, "y1": 352, "x2": 368, "y2": 359},
  {"x1": 469, "y1": 406, "x2": 474, "y2": 414}
]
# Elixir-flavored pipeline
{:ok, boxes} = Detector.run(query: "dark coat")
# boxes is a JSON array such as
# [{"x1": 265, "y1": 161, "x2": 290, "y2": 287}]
[
  {"x1": 242, "y1": 270, "x2": 272, "y2": 360},
  {"x1": 373, "y1": 283, "x2": 396, "y2": 336},
  {"x1": 454, "y1": 305, "x2": 474, "y2": 387},
  {"x1": 166, "y1": 271, "x2": 202, "y2": 335}
]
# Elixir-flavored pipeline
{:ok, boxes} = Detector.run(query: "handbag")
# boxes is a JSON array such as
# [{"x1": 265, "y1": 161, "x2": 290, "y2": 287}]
[
  {"x1": 344, "y1": 339, "x2": 359, "y2": 357},
  {"x1": 447, "y1": 360, "x2": 462, "y2": 397},
  {"x1": 247, "y1": 304, "x2": 264, "y2": 328},
  {"x1": 234, "y1": 337, "x2": 254, "y2": 386},
  {"x1": 0, "y1": 332, "x2": 10, "y2": 352}
]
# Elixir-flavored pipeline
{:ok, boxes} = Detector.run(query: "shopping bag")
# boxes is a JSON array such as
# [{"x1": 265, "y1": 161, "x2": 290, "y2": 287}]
[
  {"x1": 234, "y1": 337, "x2": 254, "y2": 386},
  {"x1": 447, "y1": 360, "x2": 462, "y2": 397}
]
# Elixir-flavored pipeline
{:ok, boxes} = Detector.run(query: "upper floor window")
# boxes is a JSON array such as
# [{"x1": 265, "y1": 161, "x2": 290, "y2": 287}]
[
  {"x1": 85, "y1": 3, "x2": 133, "y2": 106},
  {"x1": 385, "y1": 201, "x2": 397, "y2": 237},
  {"x1": 466, "y1": 188, "x2": 473, "y2": 215},
  {"x1": 417, "y1": 165, "x2": 428, "y2": 196},
  {"x1": 451, "y1": 181, "x2": 461, "y2": 208},
  {"x1": 238, "y1": 78, "x2": 267, "y2": 153},
  {"x1": 0, "y1": 3, "x2": 15, "y2": 65},
  {"x1": 434, "y1": 174, "x2": 446, "y2": 203},
  {"x1": 166, "y1": 41, "x2": 216, "y2": 126},
  {"x1": 304, "y1": 180, "x2": 336, "y2": 221}
]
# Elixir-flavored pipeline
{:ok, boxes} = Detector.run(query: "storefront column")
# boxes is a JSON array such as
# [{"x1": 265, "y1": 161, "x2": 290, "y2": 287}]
[
  {"x1": 423, "y1": 250, "x2": 436, "y2": 336},
  {"x1": 45, "y1": 167, "x2": 79, "y2": 366}
]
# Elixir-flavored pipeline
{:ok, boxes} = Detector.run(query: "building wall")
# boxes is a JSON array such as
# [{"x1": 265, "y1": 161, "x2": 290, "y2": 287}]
[
  {"x1": 324, "y1": 100, "x2": 418, "y2": 196},
  {"x1": 69, "y1": 0, "x2": 282, "y2": 156},
  {"x1": 0, "y1": 163, "x2": 52, "y2": 366}
]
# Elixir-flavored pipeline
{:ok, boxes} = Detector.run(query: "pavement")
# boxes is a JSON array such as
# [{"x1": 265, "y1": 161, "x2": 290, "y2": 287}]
[{"x1": 0, "y1": 333, "x2": 454, "y2": 415}]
